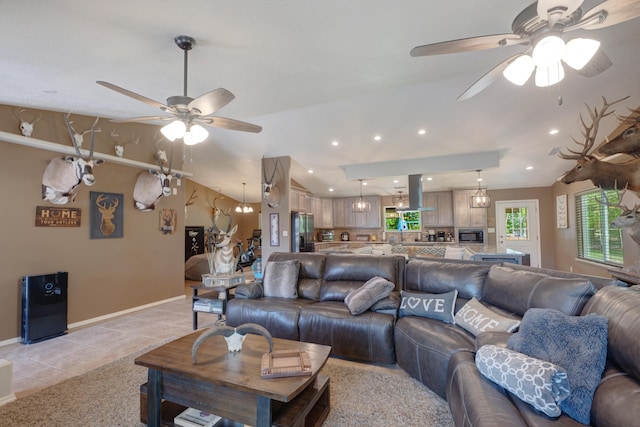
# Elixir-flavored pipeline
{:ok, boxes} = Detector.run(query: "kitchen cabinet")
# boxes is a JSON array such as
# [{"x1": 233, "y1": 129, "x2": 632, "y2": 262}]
[
  {"x1": 290, "y1": 189, "x2": 310, "y2": 212},
  {"x1": 333, "y1": 196, "x2": 380, "y2": 228},
  {"x1": 290, "y1": 189, "x2": 299, "y2": 211},
  {"x1": 421, "y1": 191, "x2": 453, "y2": 227},
  {"x1": 321, "y1": 198, "x2": 333, "y2": 228},
  {"x1": 453, "y1": 190, "x2": 487, "y2": 228}
]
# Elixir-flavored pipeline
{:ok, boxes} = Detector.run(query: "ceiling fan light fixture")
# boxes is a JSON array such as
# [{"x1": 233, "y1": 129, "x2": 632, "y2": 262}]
[
  {"x1": 563, "y1": 38, "x2": 600, "y2": 70},
  {"x1": 535, "y1": 62, "x2": 565, "y2": 87},
  {"x1": 532, "y1": 35, "x2": 566, "y2": 67},
  {"x1": 503, "y1": 55, "x2": 535, "y2": 86},
  {"x1": 183, "y1": 123, "x2": 208, "y2": 146},
  {"x1": 161, "y1": 120, "x2": 186, "y2": 142}
]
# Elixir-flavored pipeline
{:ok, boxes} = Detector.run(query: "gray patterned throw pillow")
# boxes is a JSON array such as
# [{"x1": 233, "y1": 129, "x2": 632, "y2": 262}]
[
  {"x1": 476, "y1": 345, "x2": 570, "y2": 417},
  {"x1": 344, "y1": 276, "x2": 395, "y2": 315}
]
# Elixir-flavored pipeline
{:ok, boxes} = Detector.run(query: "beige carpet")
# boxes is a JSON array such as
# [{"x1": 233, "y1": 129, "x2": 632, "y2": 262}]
[{"x1": 0, "y1": 349, "x2": 454, "y2": 426}]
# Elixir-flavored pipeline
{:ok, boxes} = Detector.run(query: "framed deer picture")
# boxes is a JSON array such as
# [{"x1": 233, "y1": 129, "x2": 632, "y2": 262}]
[{"x1": 90, "y1": 192, "x2": 124, "y2": 239}]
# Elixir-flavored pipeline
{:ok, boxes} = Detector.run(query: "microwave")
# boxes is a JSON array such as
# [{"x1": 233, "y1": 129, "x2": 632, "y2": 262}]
[{"x1": 458, "y1": 229, "x2": 484, "y2": 244}]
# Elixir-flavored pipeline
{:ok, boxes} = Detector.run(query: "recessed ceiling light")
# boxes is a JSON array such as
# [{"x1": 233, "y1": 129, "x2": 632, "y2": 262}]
[
  {"x1": 329, "y1": 188, "x2": 334, "y2": 192},
  {"x1": 393, "y1": 179, "x2": 399, "y2": 184},
  {"x1": 363, "y1": 182, "x2": 368, "y2": 186},
  {"x1": 418, "y1": 129, "x2": 426, "y2": 135},
  {"x1": 374, "y1": 135, "x2": 382, "y2": 141},
  {"x1": 477, "y1": 177, "x2": 483, "y2": 182},
  {"x1": 426, "y1": 177, "x2": 433, "y2": 181},
  {"x1": 526, "y1": 166, "x2": 534, "y2": 170},
  {"x1": 549, "y1": 129, "x2": 559, "y2": 135},
  {"x1": 308, "y1": 169, "x2": 313, "y2": 174},
  {"x1": 331, "y1": 140, "x2": 339, "y2": 146}
]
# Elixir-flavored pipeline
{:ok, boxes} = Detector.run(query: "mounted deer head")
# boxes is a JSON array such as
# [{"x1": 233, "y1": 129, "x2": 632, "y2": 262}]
[
  {"x1": 109, "y1": 130, "x2": 139, "y2": 157},
  {"x1": 66, "y1": 113, "x2": 101, "y2": 148},
  {"x1": 95, "y1": 193, "x2": 119, "y2": 237},
  {"x1": 41, "y1": 113, "x2": 104, "y2": 204},
  {"x1": 209, "y1": 209, "x2": 238, "y2": 274},
  {"x1": 596, "y1": 189, "x2": 640, "y2": 246},
  {"x1": 14, "y1": 108, "x2": 41, "y2": 137},
  {"x1": 558, "y1": 96, "x2": 640, "y2": 193},
  {"x1": 597, "y1": 106, "x2": 640, "y2": 158}
]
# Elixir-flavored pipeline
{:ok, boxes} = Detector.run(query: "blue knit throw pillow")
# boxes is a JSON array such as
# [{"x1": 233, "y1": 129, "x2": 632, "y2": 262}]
[{"x1": 507, "y1": 308, "x2": 608, "y2": 424}]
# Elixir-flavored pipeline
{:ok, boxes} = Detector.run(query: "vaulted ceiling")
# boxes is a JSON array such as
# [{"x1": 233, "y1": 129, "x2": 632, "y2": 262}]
[{"x1": 2, "y1": 0, "x2": 639, "y2": 202}]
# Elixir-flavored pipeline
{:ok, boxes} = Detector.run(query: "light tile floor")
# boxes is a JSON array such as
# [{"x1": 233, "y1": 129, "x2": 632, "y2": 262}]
[{"x1": 0, "y1": 287, "x2": 221, "y2": 398}]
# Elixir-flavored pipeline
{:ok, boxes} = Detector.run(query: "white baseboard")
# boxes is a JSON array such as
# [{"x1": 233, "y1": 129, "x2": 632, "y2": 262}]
[
  {"x1": 0, "y1": 295, "x2": 186, "y2": 348},
  {"x1": 0, "y1": 393, "x2": 16, "y2": 406}
]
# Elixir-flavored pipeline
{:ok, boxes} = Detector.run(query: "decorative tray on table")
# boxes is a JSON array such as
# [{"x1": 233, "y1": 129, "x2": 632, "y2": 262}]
[{"x1": 261, "y1": 350, "x2": 312, "y2": 379}]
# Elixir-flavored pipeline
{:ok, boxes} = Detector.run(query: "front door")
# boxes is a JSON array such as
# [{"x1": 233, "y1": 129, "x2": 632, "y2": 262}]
[{"x1": 495, "y1": 200, "x2": 541, "y2": 267}]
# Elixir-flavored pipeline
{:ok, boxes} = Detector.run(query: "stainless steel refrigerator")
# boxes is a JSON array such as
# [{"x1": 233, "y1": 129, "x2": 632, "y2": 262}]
[{"x1": 291, "y1": 212, "x2": 315, "y2": 252}]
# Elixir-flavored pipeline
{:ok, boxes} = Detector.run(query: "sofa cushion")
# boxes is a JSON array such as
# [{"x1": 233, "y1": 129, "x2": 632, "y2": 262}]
[
  {"x1": 399, "y1": 290, "x2": 457, "y2": 324},
  {"x1": 483, "y1": 265, "x2": 595, "y2": 316},
  {"x1": 320, "y1": 254, "x2": 404, "y2": 301},
  {"x1": 455, "y1": 298, "x2": 521, "y2": 337},
  {"x1": 263, "y1": 260, "x2": 300, "y2": 298},
  {"x1": 476, "y1": 345, "x2": 570, "y2": 417},
  {"x1": 268, "y1": 252, "x2": 326, "y2": 301},
  {"x1": 508, "y1": 308, "x2": 608, "y2": 425},
  {"x1": 405, "y1": 258, "x2": 491, "y2": 300},
  {"x1": 344, "y1": 276, "x2": 395, "y2": 315}
]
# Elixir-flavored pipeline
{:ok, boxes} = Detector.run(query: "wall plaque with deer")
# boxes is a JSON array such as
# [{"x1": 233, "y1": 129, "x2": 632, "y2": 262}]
[{"x1": 90, "y1": 192, "x2": 123, "y2": 239}]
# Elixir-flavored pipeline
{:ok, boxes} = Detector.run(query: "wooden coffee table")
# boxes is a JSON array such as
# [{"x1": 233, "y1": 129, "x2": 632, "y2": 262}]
[{"x1": 135, "y1": 331, "x2": 331, "y2": 427}]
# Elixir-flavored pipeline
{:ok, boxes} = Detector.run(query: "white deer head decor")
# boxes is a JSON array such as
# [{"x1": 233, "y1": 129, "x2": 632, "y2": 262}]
[
  {"x1": 109, "y1": 130, "x2": 139, "y2": 158},
  {"x1": 66, "y1": 113, "x2": 101, "y2": 148},
  {"x1": 14, "y1": 109, "x2": 41, "y2": 137}
]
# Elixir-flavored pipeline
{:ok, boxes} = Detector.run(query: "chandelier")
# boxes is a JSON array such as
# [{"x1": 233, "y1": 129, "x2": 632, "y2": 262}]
[
  {"x1": 393, "y1": 191, "x2": 408, "y2": 209},
  {"x1": 503, "y1": 35, "x2": 600, "y2": 88},
  {"x1": 235, "y1": 182, "x2": 254, "y2": 213},
  {"x1": 471, "y1": 170, "x2": 491, "y2": 209},
  {"x1": 352, "y1": 179, "x2": 371, "y2": 212}
]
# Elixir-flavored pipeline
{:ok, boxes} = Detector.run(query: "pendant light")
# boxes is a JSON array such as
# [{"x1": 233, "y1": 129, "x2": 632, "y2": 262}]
[
  {"x1": 352, "y1": 179, "x2": 371, "y2": 212},
  {"x1": 235, "y1": 182, "x2": 254, "y2": 213},
  {"x1": 393, "y1": 191, "x2": 408, "y2": 209},
  {"x1": 471, "y1": 170, "x2": 491, "y2": 209}
]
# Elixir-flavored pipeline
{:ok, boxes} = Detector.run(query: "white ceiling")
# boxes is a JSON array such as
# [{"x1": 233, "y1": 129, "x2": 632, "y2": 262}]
[{"x1": 2, "y1": 0, "x2": 640, "y2": 203}]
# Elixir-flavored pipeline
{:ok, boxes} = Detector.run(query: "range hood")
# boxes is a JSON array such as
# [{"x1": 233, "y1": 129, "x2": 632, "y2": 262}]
[{"x1": 397, "y1": 174, "x2": 435, "y2": 211}]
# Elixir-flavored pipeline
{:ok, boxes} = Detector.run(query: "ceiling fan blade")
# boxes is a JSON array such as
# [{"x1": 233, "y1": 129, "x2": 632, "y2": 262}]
[
  {"x1": 108, "y1": 115, "x2": 172, "y2": 123},
  {"x1": 410, "y1": 34, "x2": 527, "y2": 57},
  {"x1": 573, "y1": 49, "x2": 613, "y2": 77},
  {"x1": 188, "y1": 88, "x2": 236, "y2": 116},
  {"x1": 96, "y1": 81, "x2": 167, "y2": 110},
  {"x1": 580, "y1": 0, "x2": 640, "y2": 29},
  {"x1": 202, "y1": 116, "x2": 262, "y2": 133},
  {"x1": 457, "y1": 53, "x2": 524, "y2": 101}
]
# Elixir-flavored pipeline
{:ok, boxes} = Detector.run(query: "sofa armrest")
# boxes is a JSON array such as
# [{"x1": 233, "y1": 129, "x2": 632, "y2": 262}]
[{"x1": 234, "y1": 282, "x2": 263, "y2": 299}]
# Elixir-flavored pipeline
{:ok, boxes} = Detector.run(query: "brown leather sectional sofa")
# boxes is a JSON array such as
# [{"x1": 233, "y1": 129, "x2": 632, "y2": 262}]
[{"x1": 226, "y1": 252, "x2": 640, "y2": 427}]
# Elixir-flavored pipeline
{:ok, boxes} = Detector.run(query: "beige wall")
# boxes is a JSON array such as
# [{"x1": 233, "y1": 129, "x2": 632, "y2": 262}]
[
  {"x1": 484, "y1": 187, "x2": 556, "y2": 269},
  {"x1": 0, "y1": 105, "x2": 182, "y2": 341}
]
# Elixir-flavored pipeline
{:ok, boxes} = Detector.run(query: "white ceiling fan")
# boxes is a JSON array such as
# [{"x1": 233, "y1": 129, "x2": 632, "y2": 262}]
[
  {"x1": 97, "y1": 35, "x2": 261, "y2": 145},
  {"x1": 411, "y1": 0, "x2": 640, "y2": 100}
]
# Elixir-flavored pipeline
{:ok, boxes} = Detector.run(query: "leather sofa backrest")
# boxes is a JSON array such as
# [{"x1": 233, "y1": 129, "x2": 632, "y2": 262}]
[
  {"x1": 404, "y1": 258, "x2": 491, "y2": 301},
  {"x1": 582, "y1": 286, "x2": 640, "y2": 380},
  {"x1": 320, "y1": 253, "x2": 405, "y2": 301},
  {"x1": 482, "y1": 265, "x2": 596, "y2": 316},
  {"x1": 268, "y1": 252, "x2": 327, "y2": 301},
  {"x1": 503, "y1": 262, "x2": 627, "y2": 289}
]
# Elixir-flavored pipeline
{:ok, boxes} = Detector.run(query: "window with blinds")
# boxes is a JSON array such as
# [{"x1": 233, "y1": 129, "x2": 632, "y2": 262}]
[{"x1": 575, "y1": 189, "x2": 624, "y2": 266}]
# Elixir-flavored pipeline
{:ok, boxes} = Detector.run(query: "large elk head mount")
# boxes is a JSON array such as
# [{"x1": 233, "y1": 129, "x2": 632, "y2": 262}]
[
  {"x1": 558, "y1": 96, "x2": 640, "y2": 194},
  {"x1": 41, "y1": 114, "x2": 103, "y2": 204}
]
